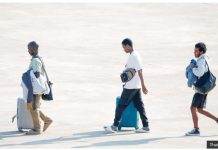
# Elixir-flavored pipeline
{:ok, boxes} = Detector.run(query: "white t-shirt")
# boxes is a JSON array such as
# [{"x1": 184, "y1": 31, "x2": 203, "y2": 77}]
[{"x1": 124, "y1": 50, "x2": 143, "y2": 89}]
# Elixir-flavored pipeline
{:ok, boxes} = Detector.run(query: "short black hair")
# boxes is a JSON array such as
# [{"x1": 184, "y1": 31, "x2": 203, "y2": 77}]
[
  {"x1": 195, "y1": 42, "x2": 207, "y2": 54},
  {"x1": 28, "y1": 41, "x2": 39, "y2": 51},
  {"x1": 122, "y1": 38, "x2": 133, "y2": 47}
]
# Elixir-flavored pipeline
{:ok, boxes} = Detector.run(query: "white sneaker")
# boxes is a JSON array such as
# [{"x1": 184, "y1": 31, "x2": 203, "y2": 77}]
[
  {"x1": 135, "y1": 127, "x2": 150, "y2": 133},
  {"x1": 104, "y1": 125, "x2": 118, "y2": 133}
]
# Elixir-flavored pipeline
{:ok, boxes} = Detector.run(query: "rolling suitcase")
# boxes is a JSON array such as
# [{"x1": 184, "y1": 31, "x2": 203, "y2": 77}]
[
  {"x1": 13, "y1": 98, "x2": 34, "y2": 132},
  {"x1": 116, "y1": 96, "x2": 139, "y2": 131}
]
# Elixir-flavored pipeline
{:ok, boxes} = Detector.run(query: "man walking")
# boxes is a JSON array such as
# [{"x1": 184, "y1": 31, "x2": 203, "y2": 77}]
[
  {"x1": 26, "y1": 41, "x2": 53, "y2": 135},
  {"x1": 105, "y1": 38, "x2": 150, "y2": 133},
  {"x1": 186, "y1": 42, "x2": 218, "y2": 136}
]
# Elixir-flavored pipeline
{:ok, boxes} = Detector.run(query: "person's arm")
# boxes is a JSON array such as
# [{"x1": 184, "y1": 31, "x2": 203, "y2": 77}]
[
  {"x1": 138, "y1": 70, "x2": 148, "y2": 95},
  {"x1": 133, "y1": 55, "x2": 148, "y2": 95},
  {"x1": 32, "y1": 59, "x2": 42, "y2": 78},
  {"x1": 192, "y1": 59, "x2": 206, "y2": 78}
]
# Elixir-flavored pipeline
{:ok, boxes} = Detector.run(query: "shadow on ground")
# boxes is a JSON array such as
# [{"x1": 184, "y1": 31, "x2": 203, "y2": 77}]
[
  {"x1": 0, "y1": 131, "x2": 25, "y2": 140},
  {"x1": 1, "y1": 130, "x2": 218, "y2": 148}
]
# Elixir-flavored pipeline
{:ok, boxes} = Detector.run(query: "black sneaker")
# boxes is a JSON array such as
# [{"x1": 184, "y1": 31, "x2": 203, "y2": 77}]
[{"x1": 185, "y1": 128, "x2": 200, "y2": 136}]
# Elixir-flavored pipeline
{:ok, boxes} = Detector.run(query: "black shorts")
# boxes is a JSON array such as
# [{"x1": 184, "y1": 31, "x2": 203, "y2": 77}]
[{"x1": 191, "y1": 93, "x2": 207, "y2": 108}]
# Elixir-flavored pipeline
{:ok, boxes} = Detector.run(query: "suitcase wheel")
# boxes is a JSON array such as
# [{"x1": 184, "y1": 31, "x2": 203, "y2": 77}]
[
  {"x1": 135, "y1": 127, "x2": 139, "y2": 130},
  {"x1": 18, "y1": 128, "x2": 24, "y2": 132},
  {"x1": 118, "y1": 127, "x2": 122, "y2": 131}
]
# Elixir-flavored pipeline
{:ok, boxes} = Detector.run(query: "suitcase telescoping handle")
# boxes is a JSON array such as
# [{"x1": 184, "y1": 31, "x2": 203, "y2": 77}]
[{"x1": 12, "y1": 115, "x2": 16, "y2": 123}]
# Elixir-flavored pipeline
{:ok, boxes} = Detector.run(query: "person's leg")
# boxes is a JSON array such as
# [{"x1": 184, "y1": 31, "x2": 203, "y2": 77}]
[
  {"x1": 30, "y1": 108, "x2": 41, "y2": 131},
  {"x1": 185, "y1": 107, "x2": 200, "y2": 136},
  {"x1": 185, "y1": 93, "x2": 203, "y2": 136},
  {"x1": 39, "y1": 111, "x2": 51, "y2": 121},
  {"x1": 191, "y1": 107, "x2": 199, "y2": 129},
  {"x1": 39, "y1": 110, "x2": 53, "y2": 132},
  {"x1": 190, "y1": 93, "x2": 206, "y2": 129},
  {"x1": 27, "y1": 95, "x2": 41, "y2": 135},
  {"x1": 113, "y1": 89, "x2": 138, "y2": 127},
  {"x1": 113, "y1": 104, "x2": 128, "y2": 127},
  {"x1": 132, "y1": 90, "x2": 149, "y2": 127},
  {"x1": 30, "y1": 95, "x2": 41, "y2": 131},
  {"x1": 36, "y1": 94, "x2": 51, "y2": 122},
  {"x1": 35, "y1": 94, "x2": 53, "y2": 132},
  {"x1": 197, "y1": 108, "x2": 217, "y2": 121},
  {"x1": 196, "y1": 94, "x2": 218, "y2": 122}
]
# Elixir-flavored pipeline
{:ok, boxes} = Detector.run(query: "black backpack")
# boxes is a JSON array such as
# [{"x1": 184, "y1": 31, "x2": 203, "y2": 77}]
[{"x1": 194, "y1": 60, "x2": 216, "y2": 94}]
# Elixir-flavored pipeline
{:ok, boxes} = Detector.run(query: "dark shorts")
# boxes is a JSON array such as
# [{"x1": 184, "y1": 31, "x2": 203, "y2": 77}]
[{"x1": 191, "y1": 93, "x2": 207, "y2": 108}]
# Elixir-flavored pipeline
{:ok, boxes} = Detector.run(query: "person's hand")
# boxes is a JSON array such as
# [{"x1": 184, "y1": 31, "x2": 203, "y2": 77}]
[
  {"x1": 27, "y1": 103, "x2": 33, "y2": 110},
  {"x1": 142, "y1": 86, "x2": 148, "y2": 95}
]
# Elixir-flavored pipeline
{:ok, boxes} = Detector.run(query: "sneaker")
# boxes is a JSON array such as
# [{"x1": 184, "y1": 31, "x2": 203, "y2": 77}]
[
  {"x1": 104, "y1": 125, "x2": 118, "y2": 133},
  {"x1": 135, "y1": 127, "x2": 150, "y2": 133},
  {"x1": 43, "y1": 119, "x2": 53, "y2": 132},
  {"x1": 26, "y1": 129, "x2": 41, "y2": 135},
  {"x1": 185, "y1": 128, "x2": 200, "y2": 136}
]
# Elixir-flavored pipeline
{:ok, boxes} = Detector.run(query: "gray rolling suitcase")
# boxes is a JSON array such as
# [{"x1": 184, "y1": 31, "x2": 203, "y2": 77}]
[{"x1": 12, "y1": 98, "x2": 34, "y2": 132}]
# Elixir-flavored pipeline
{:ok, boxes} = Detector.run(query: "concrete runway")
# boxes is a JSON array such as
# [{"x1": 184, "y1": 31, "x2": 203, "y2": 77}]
[{"x1": 0, "y1": 3, "x2": 218, "y2": 148}]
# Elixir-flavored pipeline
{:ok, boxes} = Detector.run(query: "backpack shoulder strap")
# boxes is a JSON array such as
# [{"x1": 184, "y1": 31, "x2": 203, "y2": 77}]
[
  {"x1": 35, "y1": 56, "x2": 50, "y2": 82},
  {"x1": 203, "y1": 57, "x2": 210, "y2": 72}
]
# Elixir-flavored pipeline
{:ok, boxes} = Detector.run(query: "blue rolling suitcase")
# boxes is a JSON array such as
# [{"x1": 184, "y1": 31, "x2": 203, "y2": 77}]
[{"x1": 116, "y1": 96, "x2": 139, "y2": 131}]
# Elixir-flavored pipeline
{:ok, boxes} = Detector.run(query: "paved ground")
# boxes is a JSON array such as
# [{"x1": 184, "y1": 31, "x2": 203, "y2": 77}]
[{"x1": 0, "y1": 3, "x2": 218, "y2": 148}]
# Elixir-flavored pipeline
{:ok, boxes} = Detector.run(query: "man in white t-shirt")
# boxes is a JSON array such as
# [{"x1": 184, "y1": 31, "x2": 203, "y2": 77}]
[{"x1": 105, "y1": 38, "x2": 150, "y2": 133}]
